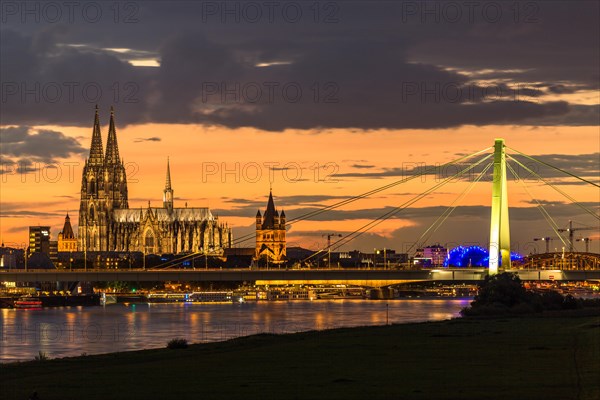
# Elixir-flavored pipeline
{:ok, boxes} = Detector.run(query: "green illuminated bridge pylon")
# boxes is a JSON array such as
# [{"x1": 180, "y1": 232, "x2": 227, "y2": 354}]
[{"x1": 489, "y1": 139, "x2": 511, "y2": 275}]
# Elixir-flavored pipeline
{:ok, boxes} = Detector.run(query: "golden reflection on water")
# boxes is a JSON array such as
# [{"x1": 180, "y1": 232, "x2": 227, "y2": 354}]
[{"x1": 0, "y1": 299, "x2": 467, "y2": 362}]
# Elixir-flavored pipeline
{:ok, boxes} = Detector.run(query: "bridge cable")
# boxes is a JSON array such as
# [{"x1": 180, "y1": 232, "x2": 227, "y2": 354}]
[
  {"x1": 286, "y1": 146, "x2": 494, "y2": 225},
  {"x1": 505, "y1": 160, "x2": 571, "y2": 249},
  {"x1": 150, "y1": 146, "x2": 493, "y2": 269},
  {"x1": 407, "y1": 161, "x2": 494, "y2": 254},
  {"x1": 302, "y1": 153, "x2": 494, "y2": 263},
  {"x1": 507, "y1": 146, "x2": 600, "y2": 189},
  {"x1": 507, "y1": 155, "x2": 599, "y2": 221},
  {"x1": 228, "y1": 145, "x2": 494, "y2": 248},
  {"x1": 328, "y1": 153, "x2": 493, "y2": 254}
]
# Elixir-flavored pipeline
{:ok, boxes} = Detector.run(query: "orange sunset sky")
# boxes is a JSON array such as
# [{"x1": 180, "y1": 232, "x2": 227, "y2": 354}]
[
  {"x1": 2, "y1": 121, "x2": 598, "y2": 253},
  {"x1": 1, "y1": 1, "x2": 599, "y2": 254}
]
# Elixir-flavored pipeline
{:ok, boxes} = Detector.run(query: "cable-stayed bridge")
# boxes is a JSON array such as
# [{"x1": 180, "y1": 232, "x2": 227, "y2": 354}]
[
  {"x1": 144, "y1": 138, "x2": 598, "y2": 273},
  {"x1": 3, "y1": 139, "x2": 598, "y2": 285}
]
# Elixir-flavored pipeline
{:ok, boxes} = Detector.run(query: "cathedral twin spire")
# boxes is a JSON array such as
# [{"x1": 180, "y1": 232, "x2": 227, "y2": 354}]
[
  {"x1": 87, "y1": 105, "x2": 122, "y2": 166},
  {"x1": 88, "y1": 105, "x2": 104, "y2": 166},
  {"x1": 105, "y1": 106, "x2": 121, "y2": 165}
]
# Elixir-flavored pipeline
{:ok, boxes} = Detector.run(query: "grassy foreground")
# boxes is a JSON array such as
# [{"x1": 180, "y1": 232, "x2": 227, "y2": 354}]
[{"x1": 1, "y1": 315, "x2": 599, "y2": 400}]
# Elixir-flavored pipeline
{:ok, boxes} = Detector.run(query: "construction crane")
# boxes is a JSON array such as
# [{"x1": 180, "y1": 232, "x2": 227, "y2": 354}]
[
  {"x1": 558, "y1": 221, "x2": 597, "y2": 252},
  {"x1": 576, "y1": 237, "x2": 592, "y2": 253},
  {"x1": 322, "y1": 233, "x2": 342, "y2": 268},
  {"x1": 533, "y1": 237, "x2": 555, "y2": 254}
]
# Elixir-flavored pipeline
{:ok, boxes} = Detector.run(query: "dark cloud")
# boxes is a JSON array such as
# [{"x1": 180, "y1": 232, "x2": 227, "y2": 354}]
[
  {"x1": 507, "y1": 152, "x2": 600, "y2": 182},
  {"x1": 134, "y1": 137, "x2": 162, "y2": 143},
  {"x1": 0, "y1": 126, "x2": 86, "y2": 166},
  {"x1": 0, "y1": 210, "x2": 65, "y2": 218},
  {"x1": 0, "y1": 1, "x2": 597, "y2": 130},
  {"x1": 333, "y1": 153, "x2": 600, "y2": 183},
  {"x1": 215, "y1": 200, "x2": 599, "y2": 224},
  {"x1": 221, "y1": 194, "x2": 349, "y2": 210},
  {"x1": 546, "y1": 84, "x2": 579, "y2": 95},
  {"x1": 0, "y1": 201, "x2": 77, "y2": 216},
  {"x1": 4, "y1": 226, "x2": 28, "y2": 234}
]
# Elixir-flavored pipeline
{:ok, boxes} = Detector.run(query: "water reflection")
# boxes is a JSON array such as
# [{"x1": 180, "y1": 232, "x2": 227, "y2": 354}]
[{"x1": 0, "y1": 299, "x2": 468, "y2": 362}]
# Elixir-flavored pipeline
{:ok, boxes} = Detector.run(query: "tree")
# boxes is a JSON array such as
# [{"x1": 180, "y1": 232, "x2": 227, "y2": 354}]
[{"x1": 470, "y1": 272, "x2": 528, "y2": 308}]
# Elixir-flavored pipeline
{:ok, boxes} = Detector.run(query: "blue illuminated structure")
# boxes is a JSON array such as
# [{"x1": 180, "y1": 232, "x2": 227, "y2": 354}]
[{"x1": 444, "y1": 246, "x2": 523, "y2": 268}]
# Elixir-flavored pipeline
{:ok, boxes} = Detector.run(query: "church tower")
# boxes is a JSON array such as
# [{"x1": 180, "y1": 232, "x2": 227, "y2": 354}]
[
  {"x1": 78, "y1": 105, "x2": 107, "y2": 251},
  {"x1": 255, "y1": 190, "x2": 286, "y2": 265},
  {"x1": 104, "y1": 106, "x2": 128, "y2": 210},
  {"x1": 78, "y1": 106, "x2": 128, "y2": 251},
  {"x1": 163, "y1": 158, "x2": 174, "y2": 212},
  {"x1": 104, "y1": 106, "x2": 128, "y2": 250},
  {"x1": 58, "y1": 213, "x2": 77, "y2": 252}
]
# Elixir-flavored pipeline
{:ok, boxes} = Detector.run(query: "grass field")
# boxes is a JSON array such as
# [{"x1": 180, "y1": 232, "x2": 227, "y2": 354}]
[{"x1": 1, "y1": 314, "x2": 599, "y2": 400}]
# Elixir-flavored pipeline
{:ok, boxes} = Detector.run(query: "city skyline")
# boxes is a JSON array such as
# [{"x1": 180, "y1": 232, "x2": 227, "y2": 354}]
[{"x1": 2, "y1": 113, "x2": 597, "y2": 254}]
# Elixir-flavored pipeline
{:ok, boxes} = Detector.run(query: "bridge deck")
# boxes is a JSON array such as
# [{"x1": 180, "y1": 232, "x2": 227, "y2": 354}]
[{"x1": 1, "y1": 269, "x2": 599, "y2": 283}]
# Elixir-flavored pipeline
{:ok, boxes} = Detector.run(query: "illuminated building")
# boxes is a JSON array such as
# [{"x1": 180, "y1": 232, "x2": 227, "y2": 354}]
[
  {"x1": 58, "y1": 213, "x2": 77, "y2": 252},
  {"x1": 77, "y1": 106, "x2": 232, "y2": 255},
  {"x1": 422, "y1": 244, "x2": 448, "y2": 266},
  {"x1": 255, "y1": 190, "x2": 286, "y2": 264},
  {"x1": 444, "y1": 245, "x2": 523, "y2": 268},
  {"x1": 28, "y1": 226, "x2": 51, "y2": 256}
]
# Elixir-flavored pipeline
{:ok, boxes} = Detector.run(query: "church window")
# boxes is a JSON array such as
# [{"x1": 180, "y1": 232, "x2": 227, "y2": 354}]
[{"x1": 145, "y1": 231, "x2": 155, "y2": 254}]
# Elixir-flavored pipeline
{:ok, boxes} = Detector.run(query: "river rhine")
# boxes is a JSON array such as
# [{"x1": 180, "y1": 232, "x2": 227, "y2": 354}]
[{"x1": 0, "y1": 299, "x2": 470, "y2": 362}]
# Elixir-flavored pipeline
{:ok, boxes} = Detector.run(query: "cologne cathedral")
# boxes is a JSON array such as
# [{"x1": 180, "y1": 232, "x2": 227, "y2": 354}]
[{"x1": 78, "y1": 106, "x2": 232, "y2": 255}]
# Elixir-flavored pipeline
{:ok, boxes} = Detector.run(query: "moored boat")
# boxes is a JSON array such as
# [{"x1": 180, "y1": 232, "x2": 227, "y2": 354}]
[{"x1": 14, "y1": 296, "x2": 43, "y2": 309}]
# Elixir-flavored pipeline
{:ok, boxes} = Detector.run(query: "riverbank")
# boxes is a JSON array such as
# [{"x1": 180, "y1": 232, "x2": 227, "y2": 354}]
[{"x1": 1, "y1": 313, "x2": 599, "y2": 400}]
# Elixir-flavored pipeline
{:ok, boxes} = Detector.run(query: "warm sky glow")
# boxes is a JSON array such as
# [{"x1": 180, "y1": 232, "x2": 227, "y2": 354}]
[
  {"x1": 1, "y1": 1, "x2": 598, "y2": 254},
  {"x1": 2, "y1": 122, "x2": 598, "y2": 252}
]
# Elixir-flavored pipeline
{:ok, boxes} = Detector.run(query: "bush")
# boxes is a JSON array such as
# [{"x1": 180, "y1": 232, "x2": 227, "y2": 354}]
[
  {"x1": 167, "y1": 338, "x2": 188, "y2": 349},
  {"x1": 541, "y1": 291, "x2": 565, "y2": 310},
  {"x1": 460, "y1": 272, "x2": 589, "y2": 317},
  {"x1": 563, "y1": 294, "x2": 581, "y2": 310},
  {"x1": 471, "y1": 273, "x2": 527, "y2": 309},
  {"x1": 34, "y1": 351, "x2": 48, "y2": 361}
]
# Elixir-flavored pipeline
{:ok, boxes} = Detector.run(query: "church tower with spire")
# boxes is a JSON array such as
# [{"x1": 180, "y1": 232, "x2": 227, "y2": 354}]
[
  {"x1": 78, "y1": 105, "x2": 107, "y2": 251},
  {"x1": 163, "y1": 158, "x2": 174, "y2": 212},
  {"x1": 58, "y1": 213, "x2": 77, "y2": 252},
  {"x1": 104, "y1": 106, "x2": 128, "y2": 250},
  {"x1": 78, "y1": 106, "x2": 128, "y2": 251},
  {"x1": 255, "y1": 190, "x2": 286, "y2": 265}
]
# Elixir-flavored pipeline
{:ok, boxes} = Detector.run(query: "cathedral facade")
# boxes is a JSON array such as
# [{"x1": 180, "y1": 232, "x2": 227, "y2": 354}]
[{"x1": 78, "y1": 106, "x2": 232, "y2": 255}]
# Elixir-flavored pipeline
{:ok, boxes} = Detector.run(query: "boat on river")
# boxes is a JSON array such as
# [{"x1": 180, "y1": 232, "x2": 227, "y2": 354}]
[{"x1": 14, "y1": 296, "x2": 43, "y2": 309}]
